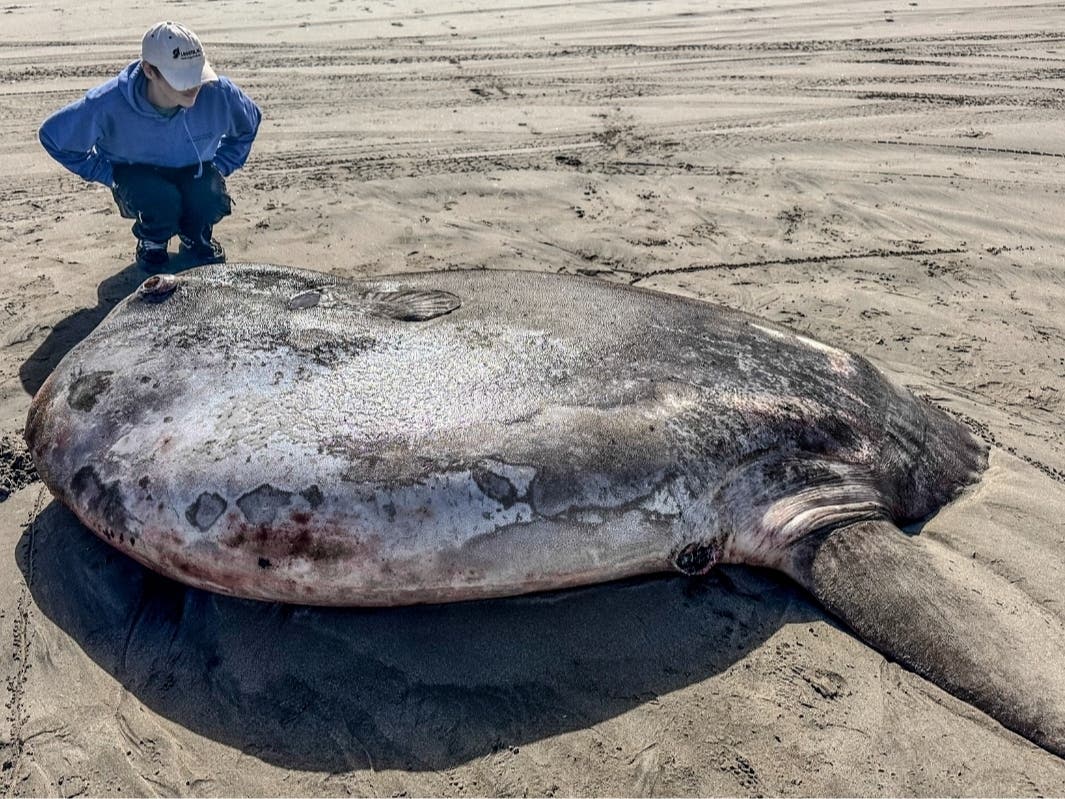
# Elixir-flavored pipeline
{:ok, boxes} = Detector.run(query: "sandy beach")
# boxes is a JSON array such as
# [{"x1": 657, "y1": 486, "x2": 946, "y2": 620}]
[{"x1": 3, "y1": 0, "x2": 1065, "y2": 794}]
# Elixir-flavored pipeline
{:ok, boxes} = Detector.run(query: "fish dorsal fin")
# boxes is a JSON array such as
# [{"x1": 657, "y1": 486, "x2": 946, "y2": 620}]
[{"x1": 360, "y1": 288, "x2": 461, "y2": 322}]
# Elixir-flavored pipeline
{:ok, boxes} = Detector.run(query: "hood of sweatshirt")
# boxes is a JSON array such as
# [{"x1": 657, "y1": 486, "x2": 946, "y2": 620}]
[{"x1": 119, "y1": 61, "x2": 170, "y2": 119}]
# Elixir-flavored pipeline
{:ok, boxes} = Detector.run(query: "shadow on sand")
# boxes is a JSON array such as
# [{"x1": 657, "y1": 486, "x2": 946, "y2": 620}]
[
  {"x1": 19, "y1": 254, "x2": 205, "y2": 397},
  {"x1": 18, "y1": 501, "x2": 821, "y2": 773}
]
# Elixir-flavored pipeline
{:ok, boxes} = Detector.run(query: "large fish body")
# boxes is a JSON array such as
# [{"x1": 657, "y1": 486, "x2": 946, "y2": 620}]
[
  {"x1": 28, "y1": 264, "x2": 1065, "y2": 758},
  {"x1": 25, "y1": 265, "x2": 982, "y2": 604}
]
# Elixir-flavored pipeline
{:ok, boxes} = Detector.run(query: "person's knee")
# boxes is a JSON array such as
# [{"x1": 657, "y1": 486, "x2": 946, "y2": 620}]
[
  {"x1": 112, "y1": 165, "x2": 182, "y2": 223},
  {"x1": 184, "y1": 165, "x2": 233, "y2": 224},
  {"x1": 204, "y1": 185, "x2": 233, "y2": 222}
]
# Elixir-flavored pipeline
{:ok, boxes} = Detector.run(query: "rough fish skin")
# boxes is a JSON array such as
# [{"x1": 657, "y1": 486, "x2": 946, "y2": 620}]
[{"x1": 25, "y1": 264, "x2": 986, "y2": 605}]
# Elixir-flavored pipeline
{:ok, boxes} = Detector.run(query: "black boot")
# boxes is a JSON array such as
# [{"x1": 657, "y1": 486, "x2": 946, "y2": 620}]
[
  {"x1": 178, "y1": 233, "x2": 226, "y2": 265},
  {"x1": 135, "y1": 239, "x2": 170, "y2": 270}
]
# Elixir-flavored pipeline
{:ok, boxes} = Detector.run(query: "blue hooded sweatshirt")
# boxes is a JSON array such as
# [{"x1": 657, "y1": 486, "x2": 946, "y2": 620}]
[{"x1": 39, "y1": 61, "x2": 261, "y2": 187}]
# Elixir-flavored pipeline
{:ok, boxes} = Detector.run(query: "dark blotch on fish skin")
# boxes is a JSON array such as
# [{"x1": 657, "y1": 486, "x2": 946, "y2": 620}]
[
  {"x1": 301, "y1": 485, "x2": 324, "y2": 508},
  {"x1": 472, "y1": 465, "x2": 518, "y2": 508},
  {"x1": 67, "y1": 371, "x2": 113, "y2": 412},
  {"x1": 286, "y1": 290, "x2": 321, "y2": 310},
  {"x1": 793, "y1": 413, "x2": 861, "y2": 456},
  {"x1": 258, "y1": 557, "x2": 272, "y2": 569},
  {"x1": 71, "y1": 465, "x2": 127, "y2": 533},
  {"x1": 674, "y1": 540, "x2": 722, "y2": 576},
  {"x1": 306, "y1": 337, "x2": 377, "y2": 367},
  {"x1": 237, "y1": 484, "x2": 294, "y2": 525},
  {"x1": 186, "y1": 492, "x2": 228, "y2": 532}
]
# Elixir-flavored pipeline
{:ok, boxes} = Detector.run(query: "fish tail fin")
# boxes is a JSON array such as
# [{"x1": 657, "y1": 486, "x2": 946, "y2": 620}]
[{"x1": 785, "y1": 518, "x2": 1065, "y2": 757}]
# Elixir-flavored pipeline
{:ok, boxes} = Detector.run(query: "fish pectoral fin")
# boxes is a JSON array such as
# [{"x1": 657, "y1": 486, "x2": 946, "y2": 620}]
[
  {"x1": 785, "y1": 518, "x2": 1065, "y2": 758},
  {"x1": 361, "y1": 288, "x2": 461, "y2": 322}
]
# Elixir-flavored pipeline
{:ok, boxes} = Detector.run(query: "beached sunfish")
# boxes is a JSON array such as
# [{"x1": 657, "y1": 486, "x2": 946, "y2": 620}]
[{"x1": 24, "y1": 264, "x2": 1065, "y2": 758}]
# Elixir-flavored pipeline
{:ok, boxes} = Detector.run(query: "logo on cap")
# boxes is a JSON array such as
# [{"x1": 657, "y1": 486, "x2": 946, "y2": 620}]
[{"x1": 172, "y1": 47, "x2": 180, "y2": 59}]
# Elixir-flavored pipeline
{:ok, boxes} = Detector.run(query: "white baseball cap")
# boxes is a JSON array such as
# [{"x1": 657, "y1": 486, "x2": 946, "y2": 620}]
[{"x1": 141, "y1": 21, "x2": 217, "y2": 90}]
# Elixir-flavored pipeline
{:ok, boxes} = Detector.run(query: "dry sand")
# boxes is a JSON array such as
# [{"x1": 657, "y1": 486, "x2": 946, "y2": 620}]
[{"x1": 3, "y1": 0, "x2": 1065, "y2": 795}]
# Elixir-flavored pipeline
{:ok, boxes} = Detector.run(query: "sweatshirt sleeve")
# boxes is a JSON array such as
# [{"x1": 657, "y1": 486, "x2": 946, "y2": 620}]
[
  {"x1": 38, "y1": 95, "x2": 114, "y2": 186},
  {"x1": 212, "y1": 80, "x2": 262, "y2": 177}
]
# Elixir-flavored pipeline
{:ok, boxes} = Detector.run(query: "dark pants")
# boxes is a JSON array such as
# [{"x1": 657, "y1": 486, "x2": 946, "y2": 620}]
[{"x1": 111, "y1": 162, "x2": 232, "y2": 246}]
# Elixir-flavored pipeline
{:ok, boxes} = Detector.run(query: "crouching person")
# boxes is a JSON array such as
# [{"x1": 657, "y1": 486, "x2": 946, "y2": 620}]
[{"x1": 39, "y1": 21, "x2": 261, "y2": 270}]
